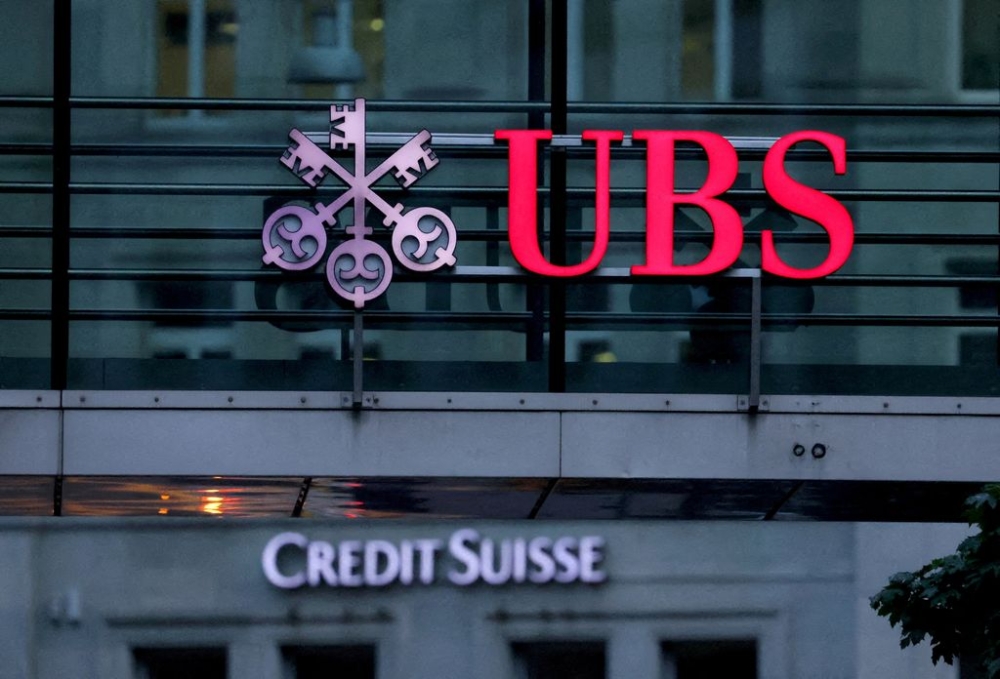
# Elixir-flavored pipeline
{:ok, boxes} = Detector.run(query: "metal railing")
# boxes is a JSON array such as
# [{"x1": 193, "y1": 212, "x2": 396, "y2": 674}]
[{"x1": 0, "y1": 0, "x2": 997, "y2": 398}]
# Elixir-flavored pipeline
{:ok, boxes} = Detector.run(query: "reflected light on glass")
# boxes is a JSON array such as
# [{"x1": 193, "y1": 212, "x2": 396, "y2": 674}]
[
  {"x1": 61, "y1": 477, "x2": 302, "y2": 517},
  {"x1": 201, "y1": 496, "x2": 225, "y2": 515},
  {"x1": 0, "y1": 477, "x2": 56, "y2": 516}
]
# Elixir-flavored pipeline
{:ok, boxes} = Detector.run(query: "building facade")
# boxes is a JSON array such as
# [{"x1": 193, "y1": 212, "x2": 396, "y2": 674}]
[{"x1": 0, "y1": 1, "x2": 998, "y2": 678}]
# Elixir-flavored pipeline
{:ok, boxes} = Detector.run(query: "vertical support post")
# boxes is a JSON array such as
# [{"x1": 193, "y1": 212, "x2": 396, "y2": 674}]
[
  {"x1": 50, "y1": 0, "x2": 71, "y2": 391},
  {"x1": 749, "y1": 273, "x2": 762, "y2": 413},
  {"x1": 566, "y1": 0, "x2": 584, "y2": 101},
  {"x1": 426, "y1": 207, "x2": 452, "y2": 311},
  {"x1": 188, "y1": 0, "x2": 206, "y2": 119},
  {"x1": 485, "y1": 206, "x2": 502, "y2": 311},
  {"x1": 713, "y1": 0, "x2": 733, "y2": 101},
  {"x1": 53, "y1": 475, "x2": 63, "y2": 517},
  {"x1": 525, "y1": 0, "x2": 547, "y2": 364},
  {"x1": 352, "y1": 310, "x2": 363, "y2": 408},
  {"x1": 548, "y1": 0, "x2": 569, "y2": 393},
  {"x1": 291, "y1": 477, "x2": 312, "y2": 518},
  {"x1": 527, "y1": 0, "x2": 546, "y2": 128},
  {"x1": 334, "y1": 0, "x2": 355, "y2": 99}
]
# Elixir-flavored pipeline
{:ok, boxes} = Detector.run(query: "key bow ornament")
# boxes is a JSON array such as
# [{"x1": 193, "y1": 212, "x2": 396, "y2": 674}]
[{"x1": 262, "y1": 99, "x2": 458, "y2": 308}]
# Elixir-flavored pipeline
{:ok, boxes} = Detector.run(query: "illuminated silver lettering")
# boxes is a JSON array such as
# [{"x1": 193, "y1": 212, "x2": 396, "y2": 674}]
[
  {"x1": 399, "y1": 540, "x2": 415, "y2": 585},
  {"x1": 527, "y1": 536, "x2": 555, "y2": 584},
  {"x1": 338, "y1": 540, "x2": 363, "y2": 586},
  {"x1": 447, "y1": 528, "x2": 481, "y2": 586},
  {"x1": 553, "y1": 537, "x2": 580, "y2": 583},
  {"x1": 262, "y1": 532, "x2": 309, "y2": 589},
  {"x1": 307, "y1": 540, "x2": 337, "y2": 587},
  {"x1": 262, "y1": 531, "x2": 608, "y2": 590},
  {"x1": 413, "y1": 539, "x2": 443, "y2": 584},
  {"x1": 511, "y1": 538, "x2": 527, "y2": 583},
  {"x1": 578, "y1": 536, "x2": 607, "y2": 583},
  {"x1": 364, "y1": 539, "x2": 401, "y2": 587},
  {"x1": 480, "y1": 538, "x2": 513, "y2": 585}
]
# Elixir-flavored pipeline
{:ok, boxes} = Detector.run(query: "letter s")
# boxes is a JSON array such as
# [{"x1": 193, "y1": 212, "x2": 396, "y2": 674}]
[
  {"x1": 447, "y1": 528, "x2": 481, "y2": 586},
  {"x1": 553, "y1": 537, "x2": 581, "y2": 583},
  {"x1": 527, "y1": 537, "x2": 556, "y2": 584},
  {"x1": 762, "y1": 131, "x2": 854, "y2": 278}
]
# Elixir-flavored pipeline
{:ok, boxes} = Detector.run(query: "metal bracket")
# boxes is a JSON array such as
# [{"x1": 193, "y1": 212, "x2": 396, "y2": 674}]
[
  {"x1": 749, "y1": 274, "x2": 762, "y2": 413},
  {"x1": 53, "y1": 475, "x2": 63, "y2": 517}
]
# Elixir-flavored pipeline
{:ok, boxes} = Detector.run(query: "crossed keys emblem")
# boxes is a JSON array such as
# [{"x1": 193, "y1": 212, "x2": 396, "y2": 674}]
[{"x1": 262, "y1": 99, "x2": 458, "y2": 308}]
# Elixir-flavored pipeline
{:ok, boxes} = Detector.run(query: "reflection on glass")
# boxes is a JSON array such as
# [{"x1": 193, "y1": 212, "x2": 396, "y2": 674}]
[
  {"x1": 156, "y1": 0, "x2": 237, "y2": 112},
  {"x1": 0, "y1": 1, "x2": 53, "y2": 96},
  {"x1": 3, "y1": 0, "x2": 993, "y2": 401},
  {"x1": 0, "y1": 322, "x2": 51, "y2": 389},
  {"x1": 962, "y1": 0, "x2": 1000, "y2": 90},
  {"x1": 304, "y1": 478, "x2": 549, "y2": 519},
  {"x1": 0, "y1": 477, "x2": 55, "y2": 516},
  {"x1": 62, "y1": 476, "x2": 302, "y2": 517},
  {"x1": 537, "y1": 479, "x2": 795, "y2": 520}
]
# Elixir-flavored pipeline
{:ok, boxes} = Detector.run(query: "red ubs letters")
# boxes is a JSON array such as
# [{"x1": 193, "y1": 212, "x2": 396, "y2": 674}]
[{"x1": 493, "y1": 130, "x2": 854, "y2": 280}]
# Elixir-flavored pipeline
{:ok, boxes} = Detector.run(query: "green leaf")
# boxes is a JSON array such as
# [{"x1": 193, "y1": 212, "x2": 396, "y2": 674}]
[{"x1": 871, "y1": 485, "x2": 1000, "y2": 673}]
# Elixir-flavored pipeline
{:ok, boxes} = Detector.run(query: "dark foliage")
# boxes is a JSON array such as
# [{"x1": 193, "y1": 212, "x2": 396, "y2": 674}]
[{"x1": 870, "y1": 484, "x2": 1000, "y2": 677}]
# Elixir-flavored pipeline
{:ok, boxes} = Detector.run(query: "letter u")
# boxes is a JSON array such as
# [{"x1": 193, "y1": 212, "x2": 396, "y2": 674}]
[{"x1": 495, "y1": 129, "x2": 623, "y2": 276}]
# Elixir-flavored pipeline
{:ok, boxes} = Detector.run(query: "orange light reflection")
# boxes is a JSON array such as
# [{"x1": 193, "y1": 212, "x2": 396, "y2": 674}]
[{"x1": 201, "y1": 496, "x2": 225, "y2": 515}]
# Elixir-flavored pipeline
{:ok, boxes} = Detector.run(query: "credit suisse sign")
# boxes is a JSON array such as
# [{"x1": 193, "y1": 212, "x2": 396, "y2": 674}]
[
  {"x1": 264, "y1": 99, "x2": 853, "y2": 306},
  {"x1": 262, "y1": 529, "x2": 607, "y2": 589}
]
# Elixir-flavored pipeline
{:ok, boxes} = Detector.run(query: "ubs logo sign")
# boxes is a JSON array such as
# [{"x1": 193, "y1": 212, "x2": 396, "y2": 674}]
[
  {"x1": 264, "y1": 99, "x2": 854, "y2": 309},
  {"x1": 262, "y1": 98, "x2": 458, "y2": 308}
]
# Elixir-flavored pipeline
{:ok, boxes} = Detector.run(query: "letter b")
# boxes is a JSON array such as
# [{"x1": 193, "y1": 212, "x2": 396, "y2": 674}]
[{"x1": 631, "y1": 131, "x2": 742, "y2": 276}]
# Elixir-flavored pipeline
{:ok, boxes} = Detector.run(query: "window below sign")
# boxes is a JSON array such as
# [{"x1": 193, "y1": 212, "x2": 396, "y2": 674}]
[
  {"x1": 512, "y1": 641, "x2": 607, "y2": 679},
  {"x1": 133, "y1": 647, "x2": 227, "y2": 679},
  {"x1": 662, "y1": 639, "x2": 758, "y2": 679},
  {"x1": 281, "y1": 645, "x2": 377, "y2": 679}
]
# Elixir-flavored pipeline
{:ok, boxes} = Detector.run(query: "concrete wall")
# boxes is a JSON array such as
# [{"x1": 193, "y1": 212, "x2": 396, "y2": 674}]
[{"x1": 0, "y1": 519, "x2": 971, "y2": 679}]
